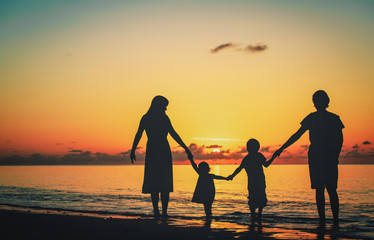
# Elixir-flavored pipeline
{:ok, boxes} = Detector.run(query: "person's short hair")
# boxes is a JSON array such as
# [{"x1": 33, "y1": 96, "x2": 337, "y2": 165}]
[
  {"x1": 198, "y1": 161, "x2": 210, "y2": 173},
  {"x1": 312, "y1": 90, "x2": 329, "y2": 109},
  {"x1": 247, "y1": 138, "x2": 260, "y2": 152}
]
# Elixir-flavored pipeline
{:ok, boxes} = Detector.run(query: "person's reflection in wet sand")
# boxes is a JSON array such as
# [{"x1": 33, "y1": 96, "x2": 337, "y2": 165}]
[
  {"x1": 249, "y1": 222, "x2": 263, "y2": 232},
  {"x1": 203, "y1": 218, "x2": 212, "y2": 230},
  {"x1": 316, "y1": 224, "x2": 326, "y2": 240},
  {"x1": 315, "y1": 223, "x2": 340, "y2": 240}
]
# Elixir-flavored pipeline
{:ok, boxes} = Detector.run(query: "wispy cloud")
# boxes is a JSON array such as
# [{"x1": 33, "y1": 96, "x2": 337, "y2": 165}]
[
  {"x1": 211, "y1": 42, "x2": 268, "y2": 54},
  {"x1": 69, "y1": 149, "x2": 83, "y2": 153},
  {"x1": 245, "y1": 44, "x2": 268, "y2": 53},
  {"x1": 205, "y1": 145, "x2": 223, "y2": 149},
  {"x1": 210, "y1": 43, "x2": 234, "y2": 53}
]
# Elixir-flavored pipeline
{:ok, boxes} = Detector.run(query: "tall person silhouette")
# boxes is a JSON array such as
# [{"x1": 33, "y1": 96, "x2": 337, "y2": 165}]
[
  {"x1": 130, "y1": 96, "x2": 193, "y2": 218},
  {"x1": 272, "y1": 90, "x2": 344, "y2": 226}
]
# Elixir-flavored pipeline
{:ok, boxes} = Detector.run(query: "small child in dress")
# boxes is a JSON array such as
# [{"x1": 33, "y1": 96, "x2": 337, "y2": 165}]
[
  {"x1": 228, "y1": 139, "x2": 276, "y2": 225},
  {"x1": 189, "y1": 157, "x2": 229, "y2": 219}
]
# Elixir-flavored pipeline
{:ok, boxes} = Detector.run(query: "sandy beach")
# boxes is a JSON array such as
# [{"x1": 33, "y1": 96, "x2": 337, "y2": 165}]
[{"x1": 1, "y1": 204, "x2": 353, "y2": 240}]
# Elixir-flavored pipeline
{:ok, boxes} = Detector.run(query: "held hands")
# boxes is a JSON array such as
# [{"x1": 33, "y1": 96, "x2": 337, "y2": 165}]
[
  {"x1": 186, "y1": 149, "x2": 194, "y2": 161},
  {"x1": 227, "y1": 175, "x2": 234, "y2": 181},
  {"x1": 272, "y1": 148, "x2": 283, "y2": 158}
]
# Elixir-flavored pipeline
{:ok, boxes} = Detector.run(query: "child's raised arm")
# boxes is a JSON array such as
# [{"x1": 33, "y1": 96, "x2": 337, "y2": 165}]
[
  {"x1": 212, "y1": 175, "x2": 229, "y2": 181},
  {"x1": 263, "y1": 155, "x2": 276, "y2": 168}
]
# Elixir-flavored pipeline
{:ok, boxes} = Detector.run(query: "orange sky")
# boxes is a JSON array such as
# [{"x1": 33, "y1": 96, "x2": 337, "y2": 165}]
[{"x1": 0, "y1": 1, "x2": 373, "y2": 164}]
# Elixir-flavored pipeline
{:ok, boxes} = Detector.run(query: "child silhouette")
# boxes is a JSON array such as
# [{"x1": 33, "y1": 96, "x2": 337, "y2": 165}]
[
  {"x1": 228, "y1": 139, "x2": 275, "y2": 225},
  {"x1": 189, "y1": 157, "x2": 228, "y2": 219}
]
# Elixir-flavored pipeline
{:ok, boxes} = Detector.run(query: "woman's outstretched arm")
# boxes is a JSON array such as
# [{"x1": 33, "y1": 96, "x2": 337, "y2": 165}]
[
  {"x1": 189, "y1": 157, "x2": 199, "y2": 173},
  {"x1": 130, "y1": 117, "x2": 145, "y2": 164},
  {"x1": 169, "y1": 124, "x2": 193, "y2": 158}
]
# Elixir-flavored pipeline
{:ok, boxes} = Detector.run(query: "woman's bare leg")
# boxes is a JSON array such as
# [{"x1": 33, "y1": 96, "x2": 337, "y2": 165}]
[
  {"x1": 161, "y1": 192, "x2": 169, "y2": 217},
  {"x1": 258, "y1": 207, "x2": 263, "y2": 226},
  {"x1": 151, "y1": 192, "x2": 161, "y2": 217},
  {"x1": 203, "y1": 203, "x2": 212, "y2": 218}
]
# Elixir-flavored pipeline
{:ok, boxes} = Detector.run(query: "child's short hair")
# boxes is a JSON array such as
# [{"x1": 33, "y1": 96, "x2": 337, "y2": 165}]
[
  {"x1": 247, "y1": 138, "x2": 260, "y2": 152},
  {"x1": 198, "y1": 161, "x2": 210, "y2": 173},
  {"x1": 313, "y1": 90, "x2": 329, "y2": 109}
]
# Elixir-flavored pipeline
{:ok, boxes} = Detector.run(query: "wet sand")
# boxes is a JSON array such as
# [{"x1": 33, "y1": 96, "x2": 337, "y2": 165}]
[{"x1": 0, "y1": 205, "x2": 345, "y2": 240}]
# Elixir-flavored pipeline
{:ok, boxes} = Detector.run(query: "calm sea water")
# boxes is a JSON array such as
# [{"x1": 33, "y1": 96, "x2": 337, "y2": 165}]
[{"x1": 0, "y1": 165, "x2": 373, "y2": 239}]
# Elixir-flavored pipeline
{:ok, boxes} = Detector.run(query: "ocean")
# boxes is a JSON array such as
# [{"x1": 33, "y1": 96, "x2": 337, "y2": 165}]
[{"x1": 0, "y1": 165, "x2": 373, "y2": 239}]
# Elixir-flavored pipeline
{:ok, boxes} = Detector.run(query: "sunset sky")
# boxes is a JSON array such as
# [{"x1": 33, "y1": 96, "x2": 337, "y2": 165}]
[{"x1": 1, "y1": 0, "x2": 373, "y2": 164}]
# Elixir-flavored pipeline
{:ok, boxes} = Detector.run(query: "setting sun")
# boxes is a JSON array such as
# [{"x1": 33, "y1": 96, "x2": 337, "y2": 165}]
[{"x1": 213, "y1": 149, "x2": 221, "y2": 153}]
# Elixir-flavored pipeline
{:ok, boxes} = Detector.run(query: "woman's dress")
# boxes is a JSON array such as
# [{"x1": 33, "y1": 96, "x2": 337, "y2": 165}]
[
  {"x1": 192, "y1": 172, "x2": 215, "y2": 204},
  {"x1": 141, "y1": 114, "x2": 173, "y2": 193}
]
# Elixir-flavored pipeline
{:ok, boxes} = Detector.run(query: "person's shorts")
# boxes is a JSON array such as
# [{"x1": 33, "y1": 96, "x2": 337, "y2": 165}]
[{"x1": 308, "y1": 160, "x2": 338, "y2": 189}]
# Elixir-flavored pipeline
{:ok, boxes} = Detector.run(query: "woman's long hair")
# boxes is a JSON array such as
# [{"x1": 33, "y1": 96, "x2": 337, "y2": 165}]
[{"x1": 146, "y1": 95, "x2": 169, "y2": 116}]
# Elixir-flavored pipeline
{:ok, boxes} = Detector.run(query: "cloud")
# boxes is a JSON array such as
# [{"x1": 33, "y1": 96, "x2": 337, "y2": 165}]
[
  {"x1": 260, "y1": 146, "x2": 271, "y2": 153},
  {"x1": 56, "y1": 143, "x2": 64, "y2": 146},
  {"x1": 363, "y1": 141, "x2": 371, "y2": 145},
  {"x1": 210, "y1": 43, "x2": 235, "y2": 53},
  {"x1": 178, "y1": 143, "x2": 246, "y2": 161},
  {"x1": 245, "y1": 44, "x2": 268, "y2": 52},
  {"x1": 237, "y1": 147, "x2": 248, "y2": 154},
  {"x1": 337, "y1": 144, "x2": 374, "y2": 163},
  {"x1": 69, "y1": 149, "x2": 83, "y2": 153},
  {"x1": 210, "y1": 42, "x2": 268, "y2": 54},
  {"x1": 2, "y1": 143, "x2": 373, "y2": 165},
  {"x1": 191, "y1": 137, "x2": 246, "y2": 142},
  {"x1": 119, "y1": 146, "x2": 143, "y2": 156},
  {"x1": 119, "y1": 150, "x2": 131, "y2": 155},
  {"x1": 205, "y1": 145, "x2": 223, "y2": 149}
]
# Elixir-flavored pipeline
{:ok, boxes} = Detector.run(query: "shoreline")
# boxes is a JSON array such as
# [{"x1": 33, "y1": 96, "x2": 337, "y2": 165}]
[{"x1": 0, "y1": 204, "x2": 354, "y2": 240}]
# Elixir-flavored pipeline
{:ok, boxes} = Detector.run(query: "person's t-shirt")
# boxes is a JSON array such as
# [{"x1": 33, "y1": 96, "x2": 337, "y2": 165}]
[
  {"x1": 301, "y1": 111, "x2": 344, "y2": 156},
  {"x1": 242, "y1": 152, "x2": 267, "y2": 190}
]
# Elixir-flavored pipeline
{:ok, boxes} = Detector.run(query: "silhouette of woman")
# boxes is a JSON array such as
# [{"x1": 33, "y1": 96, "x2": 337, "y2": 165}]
[{"x1": 130, "y1": 96, "x2": 193, "y2": 218}]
